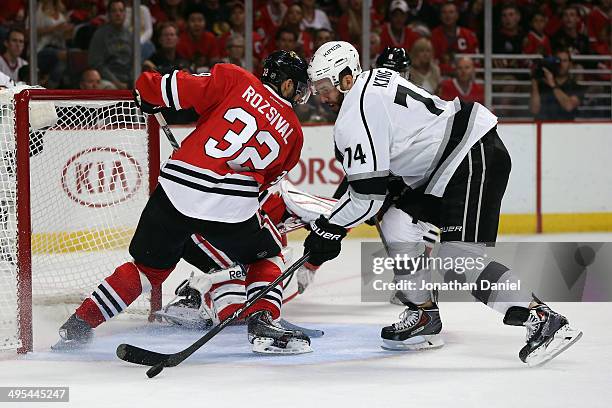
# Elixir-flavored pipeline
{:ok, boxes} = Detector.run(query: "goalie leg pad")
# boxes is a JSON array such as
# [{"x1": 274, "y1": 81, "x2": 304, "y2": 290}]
[{"x1": 279, "y1": 180, "x2": 337, "y2": 223}]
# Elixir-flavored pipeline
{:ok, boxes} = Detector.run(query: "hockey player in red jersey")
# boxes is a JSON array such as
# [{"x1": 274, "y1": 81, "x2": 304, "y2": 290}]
[{"x1": 53, "y1": 50, "x2": 314, "y2": 354}]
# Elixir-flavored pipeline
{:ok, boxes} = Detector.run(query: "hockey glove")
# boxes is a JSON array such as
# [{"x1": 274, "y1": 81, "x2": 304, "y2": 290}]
[
  {"x1": 303, "y1": 216, "x2": 347, "y2": 266},
  {"x1": 133, "y1": 89, "x2": 162, "y2": 115}
]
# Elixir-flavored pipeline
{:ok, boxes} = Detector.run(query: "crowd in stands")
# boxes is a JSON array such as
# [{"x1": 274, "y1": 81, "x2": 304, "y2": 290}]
[{"x1": 0, "y1": 0, "x2": 610, "y2": 121}]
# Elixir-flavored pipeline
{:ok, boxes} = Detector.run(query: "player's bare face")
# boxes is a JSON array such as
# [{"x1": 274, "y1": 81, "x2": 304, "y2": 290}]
[{"x1": 314, "y1": 79, "x2": 343, "y2": 112}]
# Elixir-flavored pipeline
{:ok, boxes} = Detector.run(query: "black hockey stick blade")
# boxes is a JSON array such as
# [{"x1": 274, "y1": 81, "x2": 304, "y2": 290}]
[
  {"x1": 116, "y1": 254, "x2": 310, "y2": 377},
  {"x1": 116, "y1": 343, "x2": 169, "y2": 366}
]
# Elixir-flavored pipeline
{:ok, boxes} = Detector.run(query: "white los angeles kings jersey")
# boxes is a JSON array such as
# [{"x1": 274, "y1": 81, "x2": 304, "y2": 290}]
[{"x1": 328, "y1": 68, "x2": 498, "y2": 228}]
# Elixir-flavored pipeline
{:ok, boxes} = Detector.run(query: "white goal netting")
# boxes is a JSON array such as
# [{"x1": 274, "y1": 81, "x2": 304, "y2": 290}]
[{"x1": 0, "y1": 88, "x2": 155, "y2": 351}]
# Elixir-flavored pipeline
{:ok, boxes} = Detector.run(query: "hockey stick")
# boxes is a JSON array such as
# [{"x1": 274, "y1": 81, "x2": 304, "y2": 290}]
[
  {"x1": 153, "y1": 112, "x2": 180, "y2": 151},
  {"x1": 116, "y1": 253, "x2": 310, "y2": 377}
]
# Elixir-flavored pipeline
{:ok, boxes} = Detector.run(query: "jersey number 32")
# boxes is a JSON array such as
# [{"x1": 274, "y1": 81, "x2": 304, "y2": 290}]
[{"x1": 204, "y1": 107, "x2": 280, "y2": 169}]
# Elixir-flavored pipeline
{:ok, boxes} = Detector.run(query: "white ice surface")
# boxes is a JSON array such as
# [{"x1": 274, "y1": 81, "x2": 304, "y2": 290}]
[{"x1": 1, "y1": 233, "x2": 610, "y2": 408}]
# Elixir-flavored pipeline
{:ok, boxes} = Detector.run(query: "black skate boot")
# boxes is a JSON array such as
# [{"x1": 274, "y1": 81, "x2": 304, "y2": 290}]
[
  {"x1": 381, "y1": 300, "x2": 443, "y2": 351},
  {"x1": 51, "y1": 313, "x2": 93, "y2": 351},
  {"x1": 504, "y1": 297, "x2": 583, "y2": 367},
  {"x1": 247, "y1": 310, "x2": 312, "y2": 354}
]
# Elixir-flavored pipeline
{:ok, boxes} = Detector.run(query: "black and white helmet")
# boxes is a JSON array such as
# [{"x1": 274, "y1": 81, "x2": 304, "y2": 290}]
[
  {"x1": 376, "y1": 47, "x2": 411, "y2": 80},
  {"x1": 261, "y1": 50, "x2": 310, "y2": 104},
  {"x1": 308, "y1": 41, "x2": 362, "y2": 95}
]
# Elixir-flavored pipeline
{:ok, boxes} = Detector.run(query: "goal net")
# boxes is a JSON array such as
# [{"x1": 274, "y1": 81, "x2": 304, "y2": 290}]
[{"x1": 0, "y1": 88, "x2": 160, "y2": 353}]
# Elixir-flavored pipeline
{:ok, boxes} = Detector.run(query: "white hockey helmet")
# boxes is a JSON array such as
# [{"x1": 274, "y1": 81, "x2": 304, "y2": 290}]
[{"x1": 308, "y1": 41, "x2": 362, "y2": 95}]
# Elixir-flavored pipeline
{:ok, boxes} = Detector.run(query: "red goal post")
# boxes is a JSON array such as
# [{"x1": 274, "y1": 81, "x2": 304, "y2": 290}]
[{"x1": 1, "y1": 89, "x2": 161, "y2": 353}]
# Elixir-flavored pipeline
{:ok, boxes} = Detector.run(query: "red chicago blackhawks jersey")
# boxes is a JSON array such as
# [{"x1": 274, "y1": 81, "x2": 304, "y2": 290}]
[
  {"x1": 522, "y1": 30, "x2": 552, "y2": 56},
  {"x1": 431, "y1": 26, "x2": 479, "y2": 75},
  {"x1": 135, "y1": 64, "x2": 303, "y2": 223},
  {"x1": 439, "y1": 78, "x2": 484, "y2": 104}
]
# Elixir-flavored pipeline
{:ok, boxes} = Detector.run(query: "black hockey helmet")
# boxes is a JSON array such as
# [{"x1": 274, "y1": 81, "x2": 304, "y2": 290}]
[
  {"x1": 376, "y1": 47, "x2": 411, "y2": 78},
  {"x1": 261, "y1": 50, "x2": 310, "y2": 104}
]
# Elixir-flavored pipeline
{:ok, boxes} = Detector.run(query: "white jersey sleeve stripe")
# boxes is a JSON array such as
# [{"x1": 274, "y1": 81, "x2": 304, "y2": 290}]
[
  {"x1": 171, "y1": 70, "x2": 182, "y2": 110},
  {"x1": 160, "y1": 73, "x2": 170, "y2": 107}
]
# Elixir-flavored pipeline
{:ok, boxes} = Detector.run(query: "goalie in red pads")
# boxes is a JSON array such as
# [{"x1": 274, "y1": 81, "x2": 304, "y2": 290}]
[{"x1": 53, "y1": 51, "x2": 313, "y2": 355}]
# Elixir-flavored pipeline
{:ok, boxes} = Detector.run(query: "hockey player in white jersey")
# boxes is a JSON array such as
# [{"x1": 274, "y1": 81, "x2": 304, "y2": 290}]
[{"x1": 302, "y1": 41, "x2": 582, "y2": 366}]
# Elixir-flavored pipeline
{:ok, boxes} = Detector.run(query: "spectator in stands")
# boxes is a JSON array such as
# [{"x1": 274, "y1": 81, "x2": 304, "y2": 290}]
[
  {"x1": 543, "y1": 0, "x2": 568, "y2": 37},
  {"x1": 552, "y1": 6, "x2": 590, "y2": 55},
  {"x1": 313, "y1": 28, "x2": 334, "y2": 51},
  {"x1": 217, "y1": 3, "x2": 265, "y2": 63},
  {"x1": 35, "y1": 0, "x2": 74, "y2": 88},
  {"x1": 409, "y1": 37, "x2": 441, "y2": 94},
  {"x1": 277, "y1": 3, "x2": 313, "y2": 58},
  {"x1": 150, "y1": 0, "x2": 186, "y2": 32},
  {"x1": 275, "y1": 28, "x2": 299, "y2": 55},
  {"x1": 143, "y1": 22, "x2": 190, "y2": 74},
  {"x1": 202, "y1": 0, "x2": 230, "y2": 36},
  {"x1": 337, "y1": 0, "x2": 382, "y2": 49},
  {"x1": 79, "y1": 68, "x2": 102, "y2": 90},
  {"x1": 461, "y1": 0, "x2": 484, "y2": 45},
  {"x1": 587, "y1": 0, "x2": 610, "y2": 45},
  {"x1": 69, "y1": 0, "x2": 106, "y2": 50},
  {"x1": 379, "y1": 0, "x2": 420, "y2": 54},
  {"x1": 431, "y1": 2, "x2": 479, "y2": 76},
  {"x1": 300, "y1": 0, "x2": 332, "y2": 32},
  {"x1": 0, "y1": 29, "x2": 27, "y2": 83},
  {"x1": 530, "y1": 49, "x2": 582, "y2": 120},
  {"x1": 255, "y1": 0, "x2": 287, "y2": 52},
  {"x1": 176, "y1": 6, "x2": 217, "y2": 73},
  {"x1": 493, "y1": 4, "x2": 524, "y2": 55},
  {"x1": 88, "y1": 0, "x2": 133, "y2": 89},
  {"x1": 405, "y1": 0, "x2": 439, "y2": 31},
  {"x1": 124, "y1": 1, "x2": 155, "y2": 61},
  {"x1": 523, "y1": 11, "x2": 552, "y2": 56},
  {"x1": 369, "y1": 32, "x2": 382, "y2": 69},
  {"x1": 219, "y1": 33, "x2": 246, "y2": 67},
  {"x1": 438, "y1": 57, "x2": 484, "y2": 104}
]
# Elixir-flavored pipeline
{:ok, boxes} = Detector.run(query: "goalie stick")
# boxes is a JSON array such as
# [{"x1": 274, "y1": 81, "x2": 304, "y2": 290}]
[{"x1": 116, "y1": 253, "x2": 310, "y2": 377}]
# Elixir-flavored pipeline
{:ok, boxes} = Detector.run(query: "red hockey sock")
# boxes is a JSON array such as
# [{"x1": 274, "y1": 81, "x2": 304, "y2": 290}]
[
  {"x1": 244, "y1": 256, "x2": 284, "y2": 319},
  {"x1": 76, "y1": 262, "x2": 174, "y2": 328}
]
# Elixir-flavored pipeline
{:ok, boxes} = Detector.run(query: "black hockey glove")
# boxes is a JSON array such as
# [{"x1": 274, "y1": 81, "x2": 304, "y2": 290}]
[
  {"x1": 303, "y1": 216, "x2": 347, "y2": 267},
  {"x1": 133, "y1": 89, "x2": 162, "y2": 115}
]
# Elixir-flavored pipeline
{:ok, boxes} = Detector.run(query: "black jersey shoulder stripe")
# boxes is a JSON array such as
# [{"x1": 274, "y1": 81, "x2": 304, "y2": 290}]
[
  {"x1": 160, "y1": 171, "x2": 259, "y2": 197},
  {"x1": 164, "y1": 163, "x2": 259, "y2": 187},
  {"x1": 359, "y1": 69, "x2": 377, "y2": 171}
]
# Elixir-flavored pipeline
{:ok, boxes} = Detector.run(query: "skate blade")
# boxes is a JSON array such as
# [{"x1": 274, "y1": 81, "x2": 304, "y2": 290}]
[
  {"x1": 526, "y1": 324, "x2": 583, "y2": 367},
  {"x1": 154, "y1": 310, "x2": 212, "y2": 330},
  {"x1": 381, "y1": 335, "x2": 444, "y2": 351},
  {"x1": 50, "y1": 338, "x2": 90, "y2": 352},
  {"x1": 252, "y1": 337, "x2": 313, "y2": 355}
]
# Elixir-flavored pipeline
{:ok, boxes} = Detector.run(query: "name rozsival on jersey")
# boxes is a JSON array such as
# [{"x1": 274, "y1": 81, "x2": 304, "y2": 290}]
[{"x1": 241, "y1": 85, "x2": 295, "y2": 144}]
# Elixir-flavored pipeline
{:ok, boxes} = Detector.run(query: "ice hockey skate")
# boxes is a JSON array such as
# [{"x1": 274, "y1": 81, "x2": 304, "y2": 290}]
[
  {"x1": 504, "y1": 298, "x2": 583, "y2": 367},
  {"x1": 51, "y1": 313, "x2": 93, "y2": 351},
  {"x1": 248, "y1": 310, "x2": 312, "y2": 354},
  {"x1": 154, "y1": 275, "x2": 214, "y2": 330},
  {"x1": 381, "y1": 300, "x2": 444, "y2": 351}
]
